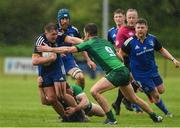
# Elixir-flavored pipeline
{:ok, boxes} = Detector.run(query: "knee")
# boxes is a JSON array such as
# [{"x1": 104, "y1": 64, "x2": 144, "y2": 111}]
[
  {"x1": 46, "y1": 96, "x2": 57, "y2": 105},
  {"x1": 128, "y1": 95, "x2": 139, "y2": 103},
  {"x1": 152, "y1": 94, "x2": 160, "y2": 103},
  {"x1": 41, "y1": 97, "x2": 50, "y2": 106},
  {"x1": 158, "y1": 88, "x2": 165, "y2": 94},
  {"x1": 90, "y1": 88, "x2": 98, "y2": 98}
]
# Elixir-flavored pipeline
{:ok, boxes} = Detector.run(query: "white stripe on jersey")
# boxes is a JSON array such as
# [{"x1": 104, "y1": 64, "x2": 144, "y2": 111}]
[
  {"x1": 124, "y1": 37, "x2": 133, "y2": 46},
  {"x1": 36, "y1": 36, "x2": 44, "y2": 46}
]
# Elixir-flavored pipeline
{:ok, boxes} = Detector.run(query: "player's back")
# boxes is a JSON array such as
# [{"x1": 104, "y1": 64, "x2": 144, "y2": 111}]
[{"x1": 78, "y1": 37, "x2": 124, "y2": 73}]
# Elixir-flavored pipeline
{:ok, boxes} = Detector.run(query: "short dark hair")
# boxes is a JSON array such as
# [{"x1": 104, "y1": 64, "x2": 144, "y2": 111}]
[
  {"x1": 84, "y1": 23, "x2": 98, "y2": 36},
  {"x1": 44, "y1": 23, "x2": 58, "y2": 32},
  {"x1": 136, "y1": 18, "x2": 148, "y2": 26},
  {"x1": 114, "y1": 8, "x2": 125, "y2": 15}
]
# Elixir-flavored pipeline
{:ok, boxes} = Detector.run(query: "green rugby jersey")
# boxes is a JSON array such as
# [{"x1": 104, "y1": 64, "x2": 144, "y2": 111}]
[{"x1": 75, "y1": 37, "x2": 124, "y2": 73}]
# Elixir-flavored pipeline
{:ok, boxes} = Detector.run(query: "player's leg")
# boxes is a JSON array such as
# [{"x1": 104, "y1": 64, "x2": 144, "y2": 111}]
[
  {"x1": 90, "y1": 77, "x2": 117, "y2": 124},
  {"x1": 37, "y1": 76, "x2": 50, "y2": 105},
  {"x1": 54, "y1": 82, "x2": 77, "y2": 108},
  {"x1": 119, "y1": 84, "x2": 163, "y2": 122},
  {"x1": 86, "y1": 103, "x2": 105, "y2": 117},
  {"x1": 43, "y1": 86, "x2": 65, "y2": 117},
  {"x1": 154, "y1": 75, "x2": 165, "y2": 94},
  {"x1": 152, "y1": 76, "x2": 171, "y2": 116},
  {"x1": 68, "y1": 67, "x2": 85, "y2": 89}
]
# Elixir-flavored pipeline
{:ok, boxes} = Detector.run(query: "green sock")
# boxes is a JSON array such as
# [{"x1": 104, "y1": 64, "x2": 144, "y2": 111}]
[{"x1": 106, "y1": 110, "x2": 116, "y2": 121}]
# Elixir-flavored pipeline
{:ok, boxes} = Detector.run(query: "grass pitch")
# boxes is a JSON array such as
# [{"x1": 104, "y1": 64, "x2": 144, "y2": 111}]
[{"x1": 0, "y1": 74, "x2": 180, "y2": 127}]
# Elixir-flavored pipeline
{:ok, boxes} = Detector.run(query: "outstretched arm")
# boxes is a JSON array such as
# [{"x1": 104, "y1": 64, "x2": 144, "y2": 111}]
[
  {"x1": 37, "y1": 43, "x2": 78, "y2": 54},
  {"x1": 159, "y1": 48, "x2": 180, "y2": 68}
]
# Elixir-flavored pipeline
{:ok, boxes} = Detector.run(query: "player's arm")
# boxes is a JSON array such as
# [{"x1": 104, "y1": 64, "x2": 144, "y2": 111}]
[
  {"x1": 154, "y1": 38, "x2": 180, "y2": 68},
  {"x1": 82, "y1": 52, "x2": 96, "y2": 70},
  {"x1": 159, "y1": 48, "x2": 180, "y2": 68},
  {"x1": 74, "y1": 94, "x2": 89, "y2": 111},
  {"x1": 32, "y1": 53, "x2": 56, "y2": 65},
  {"x1": 37, "y1": 43, "x2": 78, "y2": 54},
  {"x1": 64, "y1": 36, "x2": 83, "y2": 44},
  {"x1": 66, "y1": 93, "x2": 89, "y2": 115}
]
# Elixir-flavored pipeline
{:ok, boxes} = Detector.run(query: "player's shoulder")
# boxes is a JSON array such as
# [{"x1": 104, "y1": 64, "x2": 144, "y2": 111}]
[
  {"x1": 148, "y1": 33, "x2": 157, "y2": 39},
  {"x1": 69, "y1": 25, "x2": 79, "y2": 32},
  {"x1": 124, "y1": 36, "x2": 134, "y2": 46},
  {"x1": 108, "y1": 26, "x2": 116, "y2": 32},
  {"x1": 35, "y1": 33, "x2": 46, "y2": 46}
]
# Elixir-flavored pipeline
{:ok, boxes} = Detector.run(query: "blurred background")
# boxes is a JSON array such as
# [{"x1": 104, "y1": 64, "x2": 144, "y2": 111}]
[
  {"x1": 0, "y1": 0, "x2": 180, "y2": 77},
  {"x1": 0, "y1": 0, "x2": 180, "y2": 127}
]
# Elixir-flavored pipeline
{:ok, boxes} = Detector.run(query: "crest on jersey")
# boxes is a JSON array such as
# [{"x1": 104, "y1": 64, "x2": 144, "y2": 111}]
[{"x1": 149, "y1": 40, "x2": 154, "y2": 46}]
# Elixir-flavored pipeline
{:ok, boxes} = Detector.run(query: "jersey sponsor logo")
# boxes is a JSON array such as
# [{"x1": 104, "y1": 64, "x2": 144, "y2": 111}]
[
  {"x1": 136, "y1": 48, "x2": 154, "y2": 56},
  {"x1": 135, "y1": 45, "x2": 140, "y2": 50}
]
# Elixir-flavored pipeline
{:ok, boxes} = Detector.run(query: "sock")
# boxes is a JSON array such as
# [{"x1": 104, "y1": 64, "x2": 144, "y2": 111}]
[
  {"x1": 114, "y1": 89, "x2": 124, "y2": 107},
  {"x1": 132, "y1": 103, "x2": 142, "y2": 111},
  {"x1": 155, "y1": 99, "x2": 168, "y2": 114},
  {"x1": 106, "y1": 110, "x2": 116, "y2": 121}
]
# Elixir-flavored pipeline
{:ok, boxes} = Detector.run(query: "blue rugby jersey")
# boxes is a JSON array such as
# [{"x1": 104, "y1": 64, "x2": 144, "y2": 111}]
[
  {"x1": 57, "y1": 25, "x2": 81, "y2": 46},
  {"x1": 33, "y1": 33, "x2": 65, "y2": 75},
  {"x1": 56, "y1": 25, "x2": 81, "y2": 72},
  {"x1": 107, "y1": 26, "x2": 118, "y2": 45},
  {"x1": 121, "y1": 34, "x2": 162, "y2": 79}
]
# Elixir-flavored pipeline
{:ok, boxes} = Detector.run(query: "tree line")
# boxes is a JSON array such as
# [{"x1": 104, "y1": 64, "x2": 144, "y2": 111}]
[{"x1": 0, "y1": 0, "x2": 179, "y2": 49}]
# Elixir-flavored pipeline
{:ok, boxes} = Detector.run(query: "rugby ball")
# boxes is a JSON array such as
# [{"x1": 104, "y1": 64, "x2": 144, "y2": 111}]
[
  {"x1": 42, "y1": 52, "x2": 52, "y2": 66},
  {"x1": 42, "y1": 52, "x2": 52, "y2": 58}
]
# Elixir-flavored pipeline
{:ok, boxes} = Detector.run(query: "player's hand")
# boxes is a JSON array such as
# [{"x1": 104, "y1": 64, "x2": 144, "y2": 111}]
[
  {"x1": 37, "y1": 43, "x2": 52, "y2": 52},
  {"x1": 173, "y1": 59, "x2": 180, "y2": 68},
  {"x1": 87, "y1": 60, "x2": 96, "y2": 71},
  {"x1": 65, "y1": 107, "x2": 76, "y2": 116}
]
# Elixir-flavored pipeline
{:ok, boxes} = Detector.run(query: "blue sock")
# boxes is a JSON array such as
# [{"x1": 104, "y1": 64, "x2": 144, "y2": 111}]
[
  {"x1": 132, "y1": 104, "x2": 142, "y2": 111},
  {"x1": 155, "y1": 99, "x2": 168, "y2": 114}
]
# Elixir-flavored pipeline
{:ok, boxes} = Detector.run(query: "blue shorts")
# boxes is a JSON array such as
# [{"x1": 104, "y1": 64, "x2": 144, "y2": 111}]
[
  {"x1": 62, "y1": 54, "x2": 79, "y2": 73},
  {"x1": 137, "y1": 75, "x2": 163, "y2": 93},
  {"x1": 42, "y1": 70, "x2": 66, "y2": 88}
]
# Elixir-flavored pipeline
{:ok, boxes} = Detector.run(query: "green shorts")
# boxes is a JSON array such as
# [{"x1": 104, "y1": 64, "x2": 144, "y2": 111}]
[{"x1": 105, "y1": 66, "x2": 130, "y2": 87}]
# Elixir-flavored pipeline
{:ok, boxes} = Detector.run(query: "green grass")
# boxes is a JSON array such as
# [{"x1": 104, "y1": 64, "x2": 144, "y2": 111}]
[
  {"x1": 0, "y1": 74, "x2": 180, "y2": 127},
  {"x1": 0, "y1": 56, "x2": 180, "y2": 127}
]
